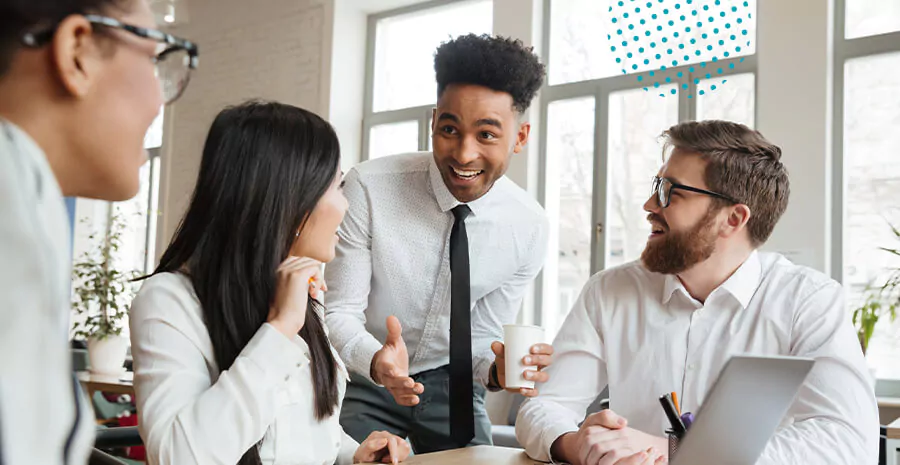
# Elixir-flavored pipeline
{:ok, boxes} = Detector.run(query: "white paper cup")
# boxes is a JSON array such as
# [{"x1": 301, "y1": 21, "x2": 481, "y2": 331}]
[{"x1": 503, "y1": 324, "x2": 545, "y2": 390}]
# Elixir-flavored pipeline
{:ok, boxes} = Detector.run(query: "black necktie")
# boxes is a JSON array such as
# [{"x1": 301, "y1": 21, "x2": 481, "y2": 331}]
[{"x1": 449, "y1": 204, "x2": 474, "y2": 447}]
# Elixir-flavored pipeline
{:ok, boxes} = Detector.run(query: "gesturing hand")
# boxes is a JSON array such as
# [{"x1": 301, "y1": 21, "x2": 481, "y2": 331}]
[{"x1": 370, "y1": 316, "x2": 423, "y2": 406}]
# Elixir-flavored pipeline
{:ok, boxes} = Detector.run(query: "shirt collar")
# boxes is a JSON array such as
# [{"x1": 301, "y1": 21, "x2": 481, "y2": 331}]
[
  {"x1": 661, "y1": 250, "x2": 762, "y2": 309},
  {"x1": 427, "y1": 152, "x2": 501, "y2": 216}
]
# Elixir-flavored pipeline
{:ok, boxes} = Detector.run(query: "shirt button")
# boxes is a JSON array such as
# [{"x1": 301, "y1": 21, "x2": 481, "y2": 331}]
[
  {"x1": 688, "y1": 364, "x2": 696, "y2": 370},
  {"x1": 296, "y1": 362, "x2": 302, "y2": 368}
]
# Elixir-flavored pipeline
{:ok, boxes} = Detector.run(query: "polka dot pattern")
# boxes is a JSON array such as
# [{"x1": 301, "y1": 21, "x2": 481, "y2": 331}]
[{"x1": 608, "y1": 0, "x2": 754, "y2": 97}]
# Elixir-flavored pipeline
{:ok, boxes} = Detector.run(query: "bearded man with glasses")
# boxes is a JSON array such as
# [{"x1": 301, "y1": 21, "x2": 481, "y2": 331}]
[
  {"x1": 0, "y1": 1, "x2": 197, "y2": 463},
  {"x1": 515, "y1": 120, "x2": 879, "y2": 465}
]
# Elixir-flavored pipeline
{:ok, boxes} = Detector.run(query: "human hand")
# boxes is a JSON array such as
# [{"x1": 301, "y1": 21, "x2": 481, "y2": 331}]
[
  {"x1": 370, "y1": 316, "x2": 423, "y2": 406},
  {"x1": 353, "y1": 430, "x2": 410, "y2": 464},
  {"x1": 490, "y1": 341, "x2": 553, "y2": 396}
]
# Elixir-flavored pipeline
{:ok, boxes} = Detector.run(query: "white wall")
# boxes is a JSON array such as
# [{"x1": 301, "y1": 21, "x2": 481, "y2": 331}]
[{"x1": 756, "y1": 0, "x2": 834, "y2": 274}]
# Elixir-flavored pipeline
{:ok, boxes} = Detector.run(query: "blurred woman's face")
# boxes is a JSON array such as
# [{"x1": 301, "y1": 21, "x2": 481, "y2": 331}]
[
  {"x1": 290, "y1": 167, "x2": 348, "y2": 262},
  {"x1": 74, "y1": 0, "x2": 164, "y2": 200}
]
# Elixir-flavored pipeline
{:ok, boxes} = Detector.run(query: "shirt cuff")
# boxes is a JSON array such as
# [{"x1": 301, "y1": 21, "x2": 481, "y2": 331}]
[
  {"x1": 543, "y1": 421, "x2": 579, "y2": 464},
  {"x1": 474, "y1": 350, "x2": 494, "y2": 387},
  {"x1": 343, "y1": 333, "x2": 384, "y2": 385},
  {"x1": 239, "y1": 323, "x2": 309, "y2": 387}
]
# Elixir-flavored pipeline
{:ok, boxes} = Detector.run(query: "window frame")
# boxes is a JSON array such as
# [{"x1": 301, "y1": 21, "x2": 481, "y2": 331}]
[
  {"x1": 362, "y1": 0, "x2": 491, "y2": 161},
  {"x1": 832, "y1": 0, "x2": 900, "y2": 393},
  {"x1": 534, "y1": 0, "x2": 758, "y2": 330}
]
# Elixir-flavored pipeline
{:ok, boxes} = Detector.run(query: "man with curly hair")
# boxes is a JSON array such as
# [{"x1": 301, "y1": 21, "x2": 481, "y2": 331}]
[{"x1": 325, "y1": 34, "x2": 554, "y2": 453}]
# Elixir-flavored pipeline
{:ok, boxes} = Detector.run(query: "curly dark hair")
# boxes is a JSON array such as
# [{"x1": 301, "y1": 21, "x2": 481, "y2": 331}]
[{"x1": 434, "y1": 33, "x2": 545, "y2": 113}]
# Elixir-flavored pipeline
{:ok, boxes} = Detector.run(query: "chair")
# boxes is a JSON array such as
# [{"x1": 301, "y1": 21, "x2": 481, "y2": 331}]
[{"x1": 89, "y1": 426, "x2": 143, "y2": 465}]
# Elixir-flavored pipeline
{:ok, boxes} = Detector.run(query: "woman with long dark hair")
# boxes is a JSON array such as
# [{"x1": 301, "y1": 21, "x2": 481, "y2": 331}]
[{"x1": 129, "y1": 101, "x2": 410, "y2": 465}]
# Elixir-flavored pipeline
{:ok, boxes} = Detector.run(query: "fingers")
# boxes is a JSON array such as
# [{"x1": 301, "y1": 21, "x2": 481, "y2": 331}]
[
  {"x1": 491, "y1": 341, "x2": 504, "y2": 357},
  {"x1": 521, "y1": 369, "x2": 549, "y2": 384},
  {"x1": 614, "y1": 448, "x2": 664, "y2": 465},
  {"x1": 585, "y1": 409, "x2": 628, "y2": 429},
  {"x1": 392, "y1": 393, "x2": 420, "y2": 406},
  {"x1": 530, "y1": 343, "x2": 555, "y2": 356},
  {"x1": 519, "y1": 387, "x2": 539, "y2": 397},
  {"x1": 388, "y1": 436, "x2": 398, "y2": 465},
  {"x1": 385, "y1": 316, "x2": 403, "y2": 346},
  {"x1": 522, "y1": 354, "x2": 553, "y2": 368}
]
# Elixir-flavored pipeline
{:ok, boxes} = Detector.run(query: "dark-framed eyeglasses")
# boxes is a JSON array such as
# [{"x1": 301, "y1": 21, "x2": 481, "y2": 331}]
[
  {"x1": 651, "y1": 175, "x2": 738, "y2": 208},
  {"x1": 21, "y1": 14, "x2": 199, "y2": 104}
]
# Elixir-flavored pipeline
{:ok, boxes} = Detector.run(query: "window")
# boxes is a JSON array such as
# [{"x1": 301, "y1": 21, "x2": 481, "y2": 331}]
[
  {"x1": 836, "y1": 1, "x2": 900, "y2": 383},
  {"x1": 540, "y1": 0, "x2": 757, "y2": 336},
  {"x1": 363, "y1": 0, "x2": 492, "y2": 160},
  {"x1": 117, "y1": 109, "x2": 164, "y2": 277},
  {"x1": 548, "y1": 0, "x2": 757, "y2": 86},
  {"x1": 695, "y1": 72, "x2": 755, "y2": 127},
  {"x1": 845, "y1": 0, "x2": 900, "y2": 39}
]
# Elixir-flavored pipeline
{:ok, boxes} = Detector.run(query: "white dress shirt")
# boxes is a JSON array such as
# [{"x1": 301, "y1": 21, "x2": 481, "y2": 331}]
[
  {"x1": 324, "y1": 152, "x2": 548, "y2": 384},
  {"x1": 130, "y1": 272, "x2": 358, "y2": 465},
  {"x1": 516, "y1": 251, "x2": 879, "y2": 464},
  {"x1": 0, "y1": 120, "x2": 94, "y2": 465}
]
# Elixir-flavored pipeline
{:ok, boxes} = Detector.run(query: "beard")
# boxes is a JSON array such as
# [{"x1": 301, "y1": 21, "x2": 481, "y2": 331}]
[{"x1": 641, "y1": 208, "x2": 719, "y2": 275}]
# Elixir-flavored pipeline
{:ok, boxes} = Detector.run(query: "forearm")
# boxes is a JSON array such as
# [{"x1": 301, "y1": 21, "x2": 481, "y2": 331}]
[{"x1": 758, "y1": 417, "x2": 875, "y2": 465}]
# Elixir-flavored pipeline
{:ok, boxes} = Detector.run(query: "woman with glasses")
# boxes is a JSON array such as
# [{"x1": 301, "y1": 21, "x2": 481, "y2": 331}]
[
  {"x1": 0, "y1": 0, "x2": 197, "y2": 463},
  {"x1": 129, "y1": 101, "x2": 410, "y2": 465}
]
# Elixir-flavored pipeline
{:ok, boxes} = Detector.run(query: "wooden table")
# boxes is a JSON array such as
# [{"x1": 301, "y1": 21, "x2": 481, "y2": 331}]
[
  {"x1": 363, "y1": 446, "x2": 539, "y2": 465},
  {"x1": 887, "y1": 417, "x2": 900, "y2": 465},
  {"x1": 76, "y1": 370, "x2": 135, "y2": 399}
]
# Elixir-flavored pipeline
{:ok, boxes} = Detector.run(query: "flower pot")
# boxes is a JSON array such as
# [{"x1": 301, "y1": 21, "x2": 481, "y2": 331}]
[{"x1": 87, "y1": 335, "x2": 129, "y2": 376}]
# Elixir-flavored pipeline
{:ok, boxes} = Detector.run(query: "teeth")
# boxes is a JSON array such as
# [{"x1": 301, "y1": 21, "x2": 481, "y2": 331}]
[{"x1": 452, "y1": 167, "x2": 482, "y2": 178}]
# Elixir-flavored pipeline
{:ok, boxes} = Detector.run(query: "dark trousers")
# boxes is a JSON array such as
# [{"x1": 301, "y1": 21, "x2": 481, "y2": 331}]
[{"x1": 340, "y1": 365, "x2": 492, "y2": 454}]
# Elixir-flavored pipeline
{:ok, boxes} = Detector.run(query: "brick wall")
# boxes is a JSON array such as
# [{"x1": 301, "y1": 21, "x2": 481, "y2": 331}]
[{"x1": 156, "y1": 0, "x2": 330, "y2": 251}]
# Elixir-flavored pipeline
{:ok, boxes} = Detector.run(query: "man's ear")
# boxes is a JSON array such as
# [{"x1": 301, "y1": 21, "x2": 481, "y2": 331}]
[
  {"x1": 722, "y1": 203, "x2": 752, "y2": 238},
  {"x1": 513, "y1": 121, "x2": 531, "y2": 154},
  {"x1": 51, "y1": 14, "x2": 103, "y2": 99}
]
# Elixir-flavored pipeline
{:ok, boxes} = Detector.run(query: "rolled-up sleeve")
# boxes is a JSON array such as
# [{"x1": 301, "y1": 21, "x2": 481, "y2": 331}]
[
  {"x1": 516, "y1": 276, "x2": 608, "y2": 462},
  {"x1": 324, "y1": 168, "x2": 384, "y2": 383}
]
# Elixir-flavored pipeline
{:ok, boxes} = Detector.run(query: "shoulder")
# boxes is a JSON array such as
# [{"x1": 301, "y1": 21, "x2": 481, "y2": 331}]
[
  {"x1": 491, "y1": 176, "x2": 547, "y2": 228},
  {"x1": 758, "y1": 252, "x2": 839, "y2": 300},
  {"x1": 581, "y1": 260, "x2": 660, "y2": 304},
  {"x1": 351, "y1": 152, "x2": 431, "y2": 179},
  {"x1": 132, "y1": 272, "x2": 205, "y2": 324}
]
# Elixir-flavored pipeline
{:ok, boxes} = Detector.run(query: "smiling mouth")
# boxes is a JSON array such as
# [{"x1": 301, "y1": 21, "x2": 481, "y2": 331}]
[{"x1": 450, "y1": 166, "x2": 484, "y2": 180}]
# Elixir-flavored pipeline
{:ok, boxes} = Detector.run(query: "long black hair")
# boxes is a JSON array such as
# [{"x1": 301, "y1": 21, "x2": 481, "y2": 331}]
[{"x1": 147, "y1": 101, "x2": 340, "y2": 465}]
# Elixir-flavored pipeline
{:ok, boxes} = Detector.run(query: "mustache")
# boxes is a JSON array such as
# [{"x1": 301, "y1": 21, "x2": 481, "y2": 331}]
[{"x1": 647, "y1": 213, "x2": 668, "y2": 228}]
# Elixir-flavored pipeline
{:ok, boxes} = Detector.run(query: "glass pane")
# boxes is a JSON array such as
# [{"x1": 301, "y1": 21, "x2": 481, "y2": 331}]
[
  {"x1": 146, "y1": 156, "x2": 161, "y2": 273},
  {"x1": 696, "y1": 72, "x2": 755, "y2": 127},
  {"x1": 544, "y1": 97, "x2": 595, "y2": 337},
  {"x1": 373, "y1": 0, "x2": 492, "y2": 112},
  {"x1": 607, "y1": 86, "x2": 679, "y2": 268},
  {"x1": 144, "y1": 107, "x2": 164, "y2": 149},
  {"x1": 369, "y1": 121, "x2": 419, "y2": 160},
  {"x1": 845, "y1": 0, "x2": 900, "y2": 39},
  {"x1": 549, "y1": 0, "x2": 757, "y2": 85},
  {"x1": 844, "y1": 51, "x2": 900, "y2": 380}
]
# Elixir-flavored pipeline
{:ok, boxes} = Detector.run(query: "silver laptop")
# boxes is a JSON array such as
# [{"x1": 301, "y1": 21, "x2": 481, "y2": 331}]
[{"x1": 671, "y1": 355, "x2": 815, "y2": 465}]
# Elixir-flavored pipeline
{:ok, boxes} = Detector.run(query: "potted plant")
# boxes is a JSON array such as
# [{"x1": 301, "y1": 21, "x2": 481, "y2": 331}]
[
  {"x1": 852, "y1": 222, "x2": 900, "y2": 363},
  {"x1": 71, "y1": 210, "x2": 137, "y2": 376}
]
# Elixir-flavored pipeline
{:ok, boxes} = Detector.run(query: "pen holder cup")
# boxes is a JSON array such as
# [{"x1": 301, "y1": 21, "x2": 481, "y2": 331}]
[{"x1": 667, "y1": 431, "x2": 680, "y2": 459}]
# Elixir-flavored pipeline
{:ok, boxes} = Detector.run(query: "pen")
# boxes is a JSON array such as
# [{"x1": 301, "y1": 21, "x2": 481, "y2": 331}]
[
  {"x1": 670, "y1": 391, "x2": 681, "y2": 415},
  {"x1": 680, "y1": 412, "x2": 694, "y2": 430},
  {"x1": 659, "y1": 394, "x2": 687, "y2": 438}
]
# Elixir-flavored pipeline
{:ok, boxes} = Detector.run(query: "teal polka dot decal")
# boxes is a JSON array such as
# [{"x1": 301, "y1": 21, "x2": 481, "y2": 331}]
[{"x1": 608, "y1": 0, "x2": 754, "y2": 97}]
